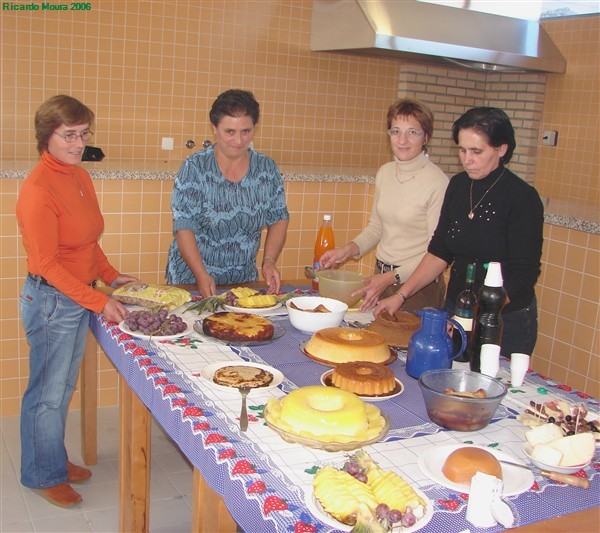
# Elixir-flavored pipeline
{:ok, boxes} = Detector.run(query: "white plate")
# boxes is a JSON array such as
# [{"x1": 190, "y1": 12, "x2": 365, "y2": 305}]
[
  {"x1": 194, "y1": 321, "x2": 286, "y2": 347},
  {"x1": 200, "y1": 361, "x2": 284, "y2": 394},
  {"x1": 320, "y1": 370, "x2": 404, "y2": 401},
  {"x1": 223, "y1": 302, "x2": 283, "y2": 315},
  {"x1": 118, "y1": 315, "x2": 193, "y2": 341},
  {"x1": 417, "y1": 444, "x2": 534, "y2": 496},
  {"x1": 305, "y1": 486, "x2": 433, "y2": 532},
  {"x1": 522, "y1": 443, "x2": 591, "y2": 474}
]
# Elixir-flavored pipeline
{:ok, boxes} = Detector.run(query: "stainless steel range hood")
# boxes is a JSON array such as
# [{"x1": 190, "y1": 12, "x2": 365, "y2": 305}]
[{"x1": 311, "y1": 0, "x2": 566, "y2": 73}]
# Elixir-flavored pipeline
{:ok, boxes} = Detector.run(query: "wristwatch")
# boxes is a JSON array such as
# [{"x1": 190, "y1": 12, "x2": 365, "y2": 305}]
[{"x1": 394, "y1": 271, "x2": 401, "y2": 284}]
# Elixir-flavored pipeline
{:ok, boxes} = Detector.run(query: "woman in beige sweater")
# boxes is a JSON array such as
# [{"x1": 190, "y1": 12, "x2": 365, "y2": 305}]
[{"x1": 319, "y1": 99, "x2": 448, "y2": 312}]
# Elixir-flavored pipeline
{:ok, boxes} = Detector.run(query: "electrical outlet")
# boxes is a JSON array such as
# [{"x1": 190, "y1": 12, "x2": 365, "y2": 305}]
[
  {"x1": 161, "y1": 137, "x2": 174, "y2": 150},
  {"x1": 542, "y1": 130, "x2": 558, "y2": 146}
]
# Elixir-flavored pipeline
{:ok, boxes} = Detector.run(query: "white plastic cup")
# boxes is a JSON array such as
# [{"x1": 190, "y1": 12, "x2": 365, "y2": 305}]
[
  {"x1": 480, "y1": 344, "x2": 501, "y2": 378},
  {"x1": 510, "y1": 353, "x2": 531, "y2": 386}
]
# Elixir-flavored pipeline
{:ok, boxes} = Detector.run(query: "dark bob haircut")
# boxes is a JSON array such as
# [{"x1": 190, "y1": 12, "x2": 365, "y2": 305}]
[
  {"x1": 451, "y1": 107, "x2": 516, "y2": 164},
  {"x1": 35, "y1": 95, "x2": 95, "y2": 155},
  {"x1": 209, "y1": 89, "x2": 260, "y2": 127}
]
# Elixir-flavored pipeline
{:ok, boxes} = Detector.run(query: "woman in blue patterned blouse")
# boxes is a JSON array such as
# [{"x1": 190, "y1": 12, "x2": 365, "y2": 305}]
[{"x1": 166, "y1": 90, "x2": 289, "y2": 297}]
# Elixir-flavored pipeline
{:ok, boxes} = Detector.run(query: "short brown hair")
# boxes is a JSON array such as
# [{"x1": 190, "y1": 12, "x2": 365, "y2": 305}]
[
  {"x1": 386, "y1": 98, "x2": 434, "y2": 140},
  {"x1": 35, "y1": 95, "x2": 95, "y2": 154}
]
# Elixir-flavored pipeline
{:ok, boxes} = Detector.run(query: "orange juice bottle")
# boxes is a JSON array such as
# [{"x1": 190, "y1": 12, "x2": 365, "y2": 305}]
[{"x1": 312, "y1": 214, "x2": 335, "y2": 290}]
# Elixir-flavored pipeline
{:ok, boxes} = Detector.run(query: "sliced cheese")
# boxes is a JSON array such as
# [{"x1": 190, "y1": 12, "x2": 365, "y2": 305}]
[
  {"x1": 531, "y1": 444, "x2": 563, "y2": 466},
  {"x1": 548, "y1": 432, "x2": 596, "y2": 467},
  {"x1": 525, "y1": 423, "x2": 564, "y2": 447}
]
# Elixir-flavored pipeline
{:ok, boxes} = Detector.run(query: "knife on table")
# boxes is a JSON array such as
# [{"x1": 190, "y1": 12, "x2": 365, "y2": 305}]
[{"x1": 499, "y1": 459, "x2": 590, "y2": 489}]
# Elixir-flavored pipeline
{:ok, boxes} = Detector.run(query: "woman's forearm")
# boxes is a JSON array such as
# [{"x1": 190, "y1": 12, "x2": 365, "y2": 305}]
[{"x1": 263, "y1": 218, "x2": 289, "y2": 264}]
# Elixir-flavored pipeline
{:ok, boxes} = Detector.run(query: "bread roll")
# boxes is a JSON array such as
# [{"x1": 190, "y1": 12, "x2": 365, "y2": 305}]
[{"x1": 442, "y1": 447, "x2": 503, "y2": 486}]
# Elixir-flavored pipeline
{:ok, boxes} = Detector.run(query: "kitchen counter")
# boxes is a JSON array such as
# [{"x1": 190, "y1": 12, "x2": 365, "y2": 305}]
[{"x1": 2, "y1": 164, "x2": 597, "y2": 234}]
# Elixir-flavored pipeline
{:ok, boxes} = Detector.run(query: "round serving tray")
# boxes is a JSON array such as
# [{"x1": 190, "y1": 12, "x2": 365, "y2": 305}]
[{"x1": 263, "y1": 403, "x2": 390, "y2": 452}]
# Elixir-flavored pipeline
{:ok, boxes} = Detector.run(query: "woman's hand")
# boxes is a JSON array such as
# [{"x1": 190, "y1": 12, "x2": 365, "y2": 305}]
[
  {"x1": 196, "y1": 273, "x2": 217, "y2": 299},
  {"x1": 373, "y1": 292, "x2": 406, "y2": 318},
  {"x1": 353, "y1": 271, "x2": 396, "y2": 312},
  {"x1": 319, "y1": 242, "x2": 359, "y2": 270},
  {"x1": 262, "y1": 261, "x2": 282, "y2": 294},
  {"x1": 102, "y1": 298, "x2": 130, "y2": 323}
]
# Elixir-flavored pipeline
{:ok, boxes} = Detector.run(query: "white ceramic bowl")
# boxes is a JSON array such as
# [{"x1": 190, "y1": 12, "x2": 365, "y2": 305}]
[
  {"x1": 286, "y1": 296, "x2": 348, "y2": 334},
  {"x1": 522, "y1": 443, "x2": 591, "y2": 474}
]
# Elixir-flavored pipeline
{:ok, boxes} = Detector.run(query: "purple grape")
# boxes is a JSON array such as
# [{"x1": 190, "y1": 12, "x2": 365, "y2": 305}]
[
  {"x1": 388, "y1": 509, "x2": 402, "y2": 524},
  {"x1": 354, "y1": 472, "x2": 368, "y2": 483},
  {"x1": 376, "y1": 503, "x2": 390, "y2": 519},
  {"x1": 344, "y1": 461, "x2": 360, "y2": 476}
]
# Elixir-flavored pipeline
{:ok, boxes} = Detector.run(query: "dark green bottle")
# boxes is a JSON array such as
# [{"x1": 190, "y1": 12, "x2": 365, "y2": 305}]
[{"x1": 452, "y1": 263, "x2": 477, "y2": 363}]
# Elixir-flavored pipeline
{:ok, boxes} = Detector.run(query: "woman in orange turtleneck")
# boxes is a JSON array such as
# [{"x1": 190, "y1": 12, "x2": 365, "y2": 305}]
[{"x1": 16, "y1": 95, "x2": 137, "y2": 508}]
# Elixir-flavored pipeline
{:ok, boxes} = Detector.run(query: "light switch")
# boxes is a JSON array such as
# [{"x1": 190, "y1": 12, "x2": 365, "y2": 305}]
[
  {"x1": 542, "y1": 131, "x2": 558, "y2": 146},
  {"x1": 161, "y1": 137, "x2": 174, "y2": 150}
]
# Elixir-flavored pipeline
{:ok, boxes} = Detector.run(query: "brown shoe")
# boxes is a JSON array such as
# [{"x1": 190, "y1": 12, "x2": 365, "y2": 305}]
[
  {"x1": 34, "y1": 483, "x2": 82, "y2": 508},
  {"x1": 67, "y1": 461, "x2": 92, "y2": 483}
]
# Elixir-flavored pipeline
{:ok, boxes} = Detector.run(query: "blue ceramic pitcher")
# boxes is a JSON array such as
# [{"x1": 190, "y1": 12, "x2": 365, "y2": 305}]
[{"x1": 406, "y1": 308, "x2": 467, "y2": 379}]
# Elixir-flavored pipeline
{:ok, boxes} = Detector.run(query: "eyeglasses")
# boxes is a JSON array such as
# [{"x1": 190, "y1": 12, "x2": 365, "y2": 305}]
[
  {"x1": 53, "y1": 130, "x2": 94, "y2": 143},
  {"x1": 387, "y1": 128, "x2": 425, "y2": 138}
]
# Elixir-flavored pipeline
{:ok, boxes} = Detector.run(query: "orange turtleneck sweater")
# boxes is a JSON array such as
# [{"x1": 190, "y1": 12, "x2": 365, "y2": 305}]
[{"x1": 16, "y1": 152, "x2": 120, "y2": 313}]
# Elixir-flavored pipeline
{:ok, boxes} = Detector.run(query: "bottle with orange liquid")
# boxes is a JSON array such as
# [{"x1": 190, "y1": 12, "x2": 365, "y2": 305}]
[{"x1": 312, "y1": 214, "x2": 335, "y2": 290}]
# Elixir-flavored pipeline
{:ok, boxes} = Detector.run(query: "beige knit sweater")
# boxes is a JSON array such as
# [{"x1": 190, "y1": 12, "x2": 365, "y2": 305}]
[{"x1": 352, "y1": 152, "x2": 448, "y2": 282}]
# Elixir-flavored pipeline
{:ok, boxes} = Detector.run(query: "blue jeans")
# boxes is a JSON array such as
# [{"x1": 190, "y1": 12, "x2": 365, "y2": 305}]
[{"x1": 19, "y1": 276, "x2": 90, "y2": 489}]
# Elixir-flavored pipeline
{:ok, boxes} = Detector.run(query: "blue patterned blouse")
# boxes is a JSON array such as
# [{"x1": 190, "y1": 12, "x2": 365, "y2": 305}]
[{"x1": 166, "y1": 146, "x2": 289, "y2": 285}]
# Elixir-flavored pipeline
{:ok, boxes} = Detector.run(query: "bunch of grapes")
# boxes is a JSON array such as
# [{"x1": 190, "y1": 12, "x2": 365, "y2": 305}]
[
  {"x1": 342, "y1": 460, "x2": 413, "y2": 530},
  {"x1": 124, "y1": 308, "x2": 187, "y2": 336}
]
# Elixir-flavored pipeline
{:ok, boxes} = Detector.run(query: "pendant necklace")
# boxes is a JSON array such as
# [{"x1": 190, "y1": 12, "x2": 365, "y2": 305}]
[{"x1": 468, "y1": 169, "x2": 505, "y2": 220}]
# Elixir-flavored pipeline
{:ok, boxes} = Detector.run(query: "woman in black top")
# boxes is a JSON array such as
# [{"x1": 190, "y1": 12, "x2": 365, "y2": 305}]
[{"x1": 375, "y1": 107, "x2": 544, "y2": 356}]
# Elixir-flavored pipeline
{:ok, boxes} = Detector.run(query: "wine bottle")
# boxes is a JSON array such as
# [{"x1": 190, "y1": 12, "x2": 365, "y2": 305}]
[
  {"x1": 452, "y1": 263, "x2": 477, "y2": 363},
  {"x1": 470, "y1": 262, "x2": 507, "y2": 373},
  {"x1": 312, "y1": 214, "x2": 335, "y2": 290}
]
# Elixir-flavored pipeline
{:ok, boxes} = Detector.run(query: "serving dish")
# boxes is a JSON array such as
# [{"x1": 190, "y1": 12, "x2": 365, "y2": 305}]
[
  {"x1": 305, "y1": 485, "x2": 433, "y2": 532},
  {"x1": 320, "y1": 370, "x2": 404, "y2": 401},
  {"x1": 286, "y1": 296, "x2": 347, "y2": 333},
  {"x1": 263, "y1": 404, "x2": 390, "y2": 452},
  {"x1": 200, "y1": 361, "x2": 284, "y2": 395},
  {"x1": 118, "y1": 315, "x2": 193, "y2": 341},
  {"x1": 193, "y1": 320, "x2": 285, "y2": 346},
  {"x1": 417, "y1": 444, "x2": 534, "y2": 496},
  {"x1": 223, "y1": 301, "x2": 283, "y2": 315},
  {"x1": 522, "y1": 443, "x2": 591, "y2": 474}
]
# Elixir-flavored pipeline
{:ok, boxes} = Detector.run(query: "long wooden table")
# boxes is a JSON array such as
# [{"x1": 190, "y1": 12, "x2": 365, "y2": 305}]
[{"x1": 79, "y1": 282, "x2": 599, "y2": 532}]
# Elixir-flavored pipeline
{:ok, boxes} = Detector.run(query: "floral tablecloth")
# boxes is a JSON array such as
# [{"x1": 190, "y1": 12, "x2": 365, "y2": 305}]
[{"x1": 90, "y1": 291, "x2": 599, "y2": 532}]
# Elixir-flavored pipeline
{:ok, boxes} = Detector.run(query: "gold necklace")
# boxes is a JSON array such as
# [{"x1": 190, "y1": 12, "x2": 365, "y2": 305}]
[
  {"x1": 395, "y1": 158, "x2": 425, "y2": 184},
  {"x1": 468, "y1": 169, "x2": 505, "y2": 220}
]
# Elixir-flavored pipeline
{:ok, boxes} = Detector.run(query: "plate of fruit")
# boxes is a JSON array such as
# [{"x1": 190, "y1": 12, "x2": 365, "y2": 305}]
[
  {"x1": 186, "y1": 287, "x2": 288, "y2": 315},
  {"x1": 119, "y1": 308, "x2": 193, "y2": 340},
  {"x1": 307, "y1": 450, "x2": 432, "y2": 532}
]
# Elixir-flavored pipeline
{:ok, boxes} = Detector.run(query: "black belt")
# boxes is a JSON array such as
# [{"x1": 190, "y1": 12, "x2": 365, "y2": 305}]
[
  {"x1": 376, "y1": 259, "x2": 399, "y2": 274},
  {"x1": 28, "y1": 273, "x2": 96, "y2": 288}
]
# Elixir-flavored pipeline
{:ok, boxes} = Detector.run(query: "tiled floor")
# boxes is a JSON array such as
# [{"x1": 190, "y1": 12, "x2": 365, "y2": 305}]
[{"x1": 1, "y1": 407, "x2": 195, "y2": 533}]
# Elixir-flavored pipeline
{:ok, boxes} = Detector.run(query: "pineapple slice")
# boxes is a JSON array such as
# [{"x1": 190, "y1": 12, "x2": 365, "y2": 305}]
[
  {"x1": 366, "y1": 467, "x2": 426, "y2": 513},
  {"x1": 312, "y1": 466, "x2": 378, "y2": 525},
  {"x1": 229, "y1": 287, "x2": 259, "y2": 299},
  {"x1": 235, "y1": 294, "x2": 278, "y2": 308}
]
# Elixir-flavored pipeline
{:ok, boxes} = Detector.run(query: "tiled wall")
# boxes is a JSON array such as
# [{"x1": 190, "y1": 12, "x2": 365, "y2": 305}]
[
  {"x1": 0, "y1": 0, "x2": 399, "y2": 170},
  {"x1": 535, "y1": 225, "x2": 599, "y2": 396},
  {"x1": 536, "y1": 16, "x2": 600, "y2": 207}
]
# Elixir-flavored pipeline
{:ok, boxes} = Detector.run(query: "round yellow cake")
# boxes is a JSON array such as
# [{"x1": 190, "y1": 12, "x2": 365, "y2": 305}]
[
  {"x1": 304, "y1": 327, "x2": 390, "y2": 365},
  {"x1": 331, "y1": 362, "x2": 396, "y2": 396},
  {"x1": 265, "y1": 385, "x2": 386, "y2": 443}
]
